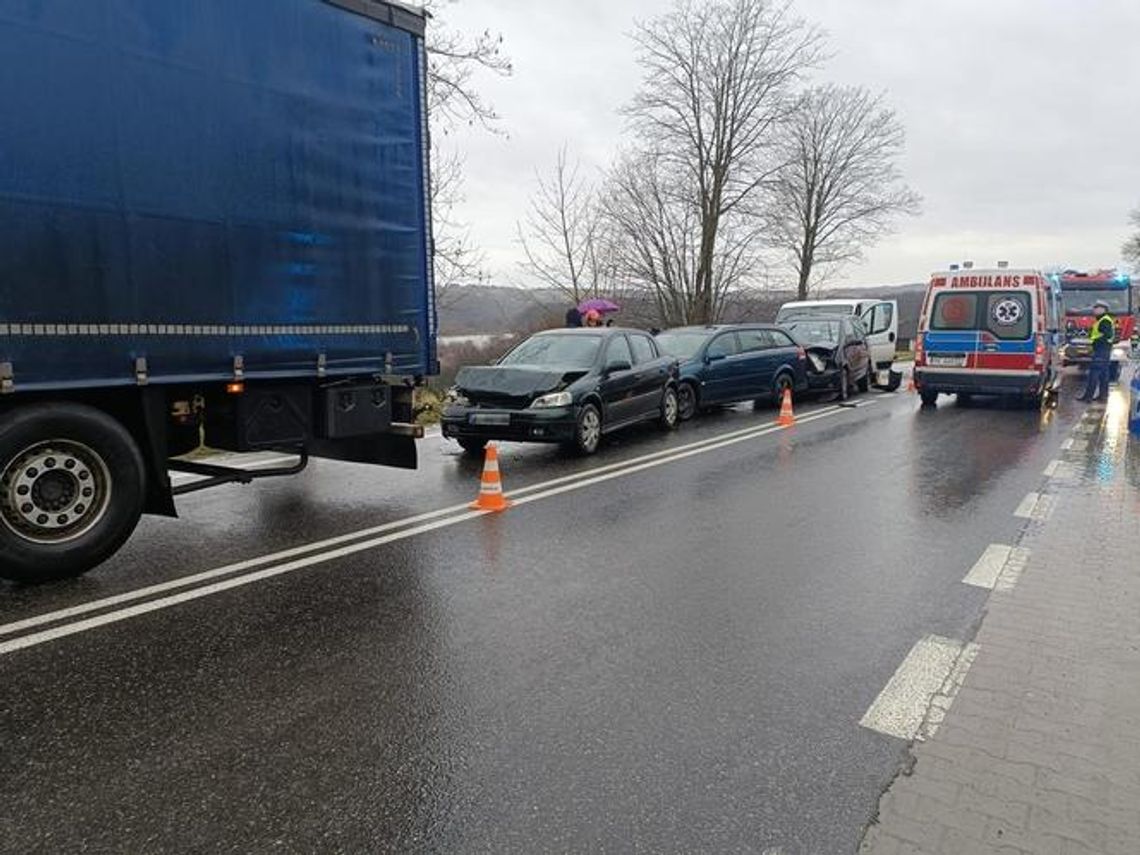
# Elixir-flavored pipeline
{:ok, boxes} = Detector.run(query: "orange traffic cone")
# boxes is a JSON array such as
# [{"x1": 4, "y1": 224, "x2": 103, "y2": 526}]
[
  {"x1": 470, "y1": 444, "x2": 511, "y2": 512},
  {"x1": 777, "y1": 388, "x2": 796, "y2": 427}
]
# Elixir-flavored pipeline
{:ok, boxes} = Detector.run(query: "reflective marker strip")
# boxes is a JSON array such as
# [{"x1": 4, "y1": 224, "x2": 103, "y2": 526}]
[{"x1": 0, "y1": 323, "x2": 411, "y2": 337}]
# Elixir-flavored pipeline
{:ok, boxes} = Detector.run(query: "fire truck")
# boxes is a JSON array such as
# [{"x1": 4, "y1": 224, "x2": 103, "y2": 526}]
[{"x1": 1055, "y1": 269, "x2": 1135, "y2": 382}]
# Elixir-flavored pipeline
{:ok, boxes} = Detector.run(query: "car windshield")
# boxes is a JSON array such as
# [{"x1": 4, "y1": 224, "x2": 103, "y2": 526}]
[
  {"x1": 654, "y1": 330, "x2": 711, "y2": 360},
  {"x1": 784, "y1": 319, "x2": 840, "y2": 347},
  {"x1": 498, "y1": 334, "x2": 602, "y2": 369},
  {"x1": 1061, "y1": 289, "x2": 1131, "y2": 315},
  {"x1": 777, "y1": 304, "x2": 856, "y2": 322}
]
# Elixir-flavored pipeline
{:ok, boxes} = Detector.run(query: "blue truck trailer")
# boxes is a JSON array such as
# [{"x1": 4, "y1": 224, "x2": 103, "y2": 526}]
[{"x1": 0, "y1": 0, "x2": 436, "y2": 582}]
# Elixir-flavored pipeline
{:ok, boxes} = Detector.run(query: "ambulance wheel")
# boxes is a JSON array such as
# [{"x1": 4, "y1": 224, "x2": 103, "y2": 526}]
[
  {"x1": 0, "y1": 403, "x2": 146, "y2": 583},
  {"x1": 920, "y1": 390, "x2": 938, "y2": 407}
]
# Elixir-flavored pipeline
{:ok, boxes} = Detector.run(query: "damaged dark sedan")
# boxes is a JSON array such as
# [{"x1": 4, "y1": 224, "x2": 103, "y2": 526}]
[
  {"x1": 441, "y1": 328, "x2": 680, "y2": 455},
  {"x1": 781, "y1": 315, "x2": 873, "y2": 401}
]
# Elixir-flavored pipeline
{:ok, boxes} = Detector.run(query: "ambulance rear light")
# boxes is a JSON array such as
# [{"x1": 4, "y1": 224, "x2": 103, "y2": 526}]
[
  {"x1": 796, "y1": 346, "x2": 806, "y2": 360},
  {"x1": 914, "y1": 332, "x2": 925, "y2": 365},
  {"x1": 963, "y1": 261, "x2": 974, "y2": 269},
  {"x1": 1034, "y1": 333, "x2": 1046, "y2": 366},
  {"x1": 997, "y1": 260, "x2": 1009, "y2": 269},
  {"x1": 949, "y1": 264, "x2": 960, "y2": 271}
]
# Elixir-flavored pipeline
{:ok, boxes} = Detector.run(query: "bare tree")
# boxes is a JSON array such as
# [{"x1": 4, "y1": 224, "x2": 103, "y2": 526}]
[
  {"x1": 431, "y1": 148, "x2": 485, "y2": 309},
  {"x1": 623, "y1": 0, "x2": 823, "y2": 323},
  {"x1": 422, "y1": 1, "x2": 511, "y2": 302},
  {"x1": 603, "y1": 150, "x2": 765, "y2": 326},
  {"x1": 767, "y1": 85, "x2": 920, "y2": 299},
  {"x1": 423, "y1": 0, "x2": 512, "y2": 132},
  {"x1": 516, "y1": 147, "x2": 611, "y2": 303},
  {"x1": 1124, "y1": 206, "x2": 1140, "y2": 268}
]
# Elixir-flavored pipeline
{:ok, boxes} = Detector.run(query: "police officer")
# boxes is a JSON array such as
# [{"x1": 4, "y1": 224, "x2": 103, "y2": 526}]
[{"x1": 1076, "y1": 299, "x2": 1115, "y2": 402}]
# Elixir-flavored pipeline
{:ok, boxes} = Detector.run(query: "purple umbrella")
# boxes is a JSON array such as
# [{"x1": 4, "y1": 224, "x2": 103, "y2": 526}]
[{"x1": 577, "y1": 298, "x2": 621, "y2": 315}]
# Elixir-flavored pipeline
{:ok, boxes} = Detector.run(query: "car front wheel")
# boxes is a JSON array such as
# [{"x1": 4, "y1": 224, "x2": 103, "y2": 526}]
[
  {"x1": 458, "y1": 438, "x2": 487, "y2": 456},
  {"x1": 573, "y1": 404, "x2": 602, "y2": 455},
  {"x1": 659, "y1": 386, "x2": 679, "y2": 430},
  {"x1": 677, "y1": 382, "x2": 698, "y2": 421}
]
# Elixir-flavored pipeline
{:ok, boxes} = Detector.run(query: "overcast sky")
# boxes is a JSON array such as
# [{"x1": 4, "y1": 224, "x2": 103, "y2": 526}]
[{"x1": 435, "y1": 0, "x2": 1140, "y2": 289}]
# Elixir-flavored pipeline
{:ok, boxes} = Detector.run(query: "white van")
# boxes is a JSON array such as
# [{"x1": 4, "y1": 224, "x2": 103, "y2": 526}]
[{"x1": 776, "y1": 298, "x2": 899, "y2": 372}]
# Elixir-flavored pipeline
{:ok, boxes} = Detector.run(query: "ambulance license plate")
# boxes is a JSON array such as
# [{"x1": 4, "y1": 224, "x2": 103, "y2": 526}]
[{"x1": 928, "y1": 355, "x2": 967, "y2": 367}]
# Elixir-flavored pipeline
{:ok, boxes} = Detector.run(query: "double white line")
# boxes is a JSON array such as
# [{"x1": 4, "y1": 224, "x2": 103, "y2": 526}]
[{"x1": 0, "y1": 401, "x2": 875, "y2": 656}]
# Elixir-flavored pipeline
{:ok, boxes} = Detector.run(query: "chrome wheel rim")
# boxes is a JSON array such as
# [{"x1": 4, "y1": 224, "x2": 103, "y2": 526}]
[
  {"x1": 663, "y1": 390, "x2": 678, "y2": 425},
  {"x1": 1, "y1": 440, "x2": 112, "y2": 544},
  {"x1": 580, "y1": 409, "x2": 601, "y2": 452}
]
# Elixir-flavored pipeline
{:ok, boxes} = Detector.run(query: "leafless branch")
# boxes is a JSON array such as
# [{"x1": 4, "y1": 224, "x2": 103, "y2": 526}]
[
  {"x1": 622, "y1": 0, "x2": 823, "y2": 322},
  {"x1": 516, "y1": 146, "x2": 616, "y2": 304},
  {"x1": 1124, "y1": 206, "x2": 1140, "y2": 268},
  {"x1": 765, "y1": 84, "x2": 921, "y2": 299}
]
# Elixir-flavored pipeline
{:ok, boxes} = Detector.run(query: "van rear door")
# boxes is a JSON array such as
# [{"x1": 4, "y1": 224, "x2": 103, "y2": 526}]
[
  {"x1": 926, "y1": 289, "x2": 1035, "y2": 371},
  {"x1": 975, "y1": 290, "x2": 1035, "y2": 373},
  {"x1": 860, "y1": 301, "x2": 898, "y2": 369}
]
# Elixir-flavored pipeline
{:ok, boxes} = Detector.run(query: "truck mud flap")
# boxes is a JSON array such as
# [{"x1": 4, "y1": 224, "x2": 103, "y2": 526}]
[{"x1": 308, "y1": 433, "x2": 418, "y2": 470}]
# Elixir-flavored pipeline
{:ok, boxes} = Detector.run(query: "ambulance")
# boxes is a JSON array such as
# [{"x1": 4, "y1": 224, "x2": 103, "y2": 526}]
[{"x1": 913, "y1": 263, "x2": 1063, "y2": 407}]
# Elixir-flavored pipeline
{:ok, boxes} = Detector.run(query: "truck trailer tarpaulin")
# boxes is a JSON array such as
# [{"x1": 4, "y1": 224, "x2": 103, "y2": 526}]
[{"x1": 0, "y1": 0, "x2": 437, "y2": 582}]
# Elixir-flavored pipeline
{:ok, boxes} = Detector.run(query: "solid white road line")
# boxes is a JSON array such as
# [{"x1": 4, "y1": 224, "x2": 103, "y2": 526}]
[
  {"x1": 0, "y1": 401, "x2": 876, "y2": 654},
  {"x1": 962, "y1": 544, "x2": 1031, "y2": 591},
  {"x1": 859, "y1": 635, "x2": 978, "y2": 741},
  {"x1": 1013, "y1": 492, "x2": 1040, "y2": 518},
  {"x1": 1, "y1": 404, "x2": 852, "y2": 640},
  {"x1": 1060, "y1": 438, "x2": 1074, "y2": 451},
  {"x1": 1042, "y1": 460, "x2": 1060, "y2": 478}
]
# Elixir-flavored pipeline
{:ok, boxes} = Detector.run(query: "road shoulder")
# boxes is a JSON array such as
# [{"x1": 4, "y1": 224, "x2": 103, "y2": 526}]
[{"x1": 860, "y1": 388, "x2": 1140, "y2": 854}]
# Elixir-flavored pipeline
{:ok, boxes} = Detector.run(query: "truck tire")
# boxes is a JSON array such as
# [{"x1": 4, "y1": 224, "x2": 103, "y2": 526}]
[{"x1": 0, "y1": 403, "x2": 146, "y2": 583}]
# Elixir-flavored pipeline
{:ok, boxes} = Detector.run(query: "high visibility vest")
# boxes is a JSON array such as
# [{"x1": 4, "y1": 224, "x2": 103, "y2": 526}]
[{"x1": 1089, "y1": 313, "x2": 1115, "y2": 344}]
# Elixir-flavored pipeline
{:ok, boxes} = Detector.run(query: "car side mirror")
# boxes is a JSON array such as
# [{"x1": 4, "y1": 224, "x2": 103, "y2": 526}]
[
  {"x1": 888, "y1": 332, "x2": 896, "y2": 343},
  {"x1": 606, "y1": 360, "x2": 632, "y2": 374}
]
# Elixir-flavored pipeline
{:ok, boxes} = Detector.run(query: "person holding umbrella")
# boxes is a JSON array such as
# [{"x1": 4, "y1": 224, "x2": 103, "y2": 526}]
[{"x1": 584, "y1": 309, "x2": 603, "y2": 327}]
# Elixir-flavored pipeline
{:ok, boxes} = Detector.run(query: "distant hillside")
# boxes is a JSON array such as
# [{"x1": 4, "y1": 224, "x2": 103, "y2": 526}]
[{"x1": 439, "y1": 282, "x2": 928, "y2": 341}]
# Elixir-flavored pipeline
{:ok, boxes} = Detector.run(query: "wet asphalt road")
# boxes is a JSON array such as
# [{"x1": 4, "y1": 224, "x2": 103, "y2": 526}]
[{"x1": 0, "y1": 378, "x2": 1093, "y2": 853}]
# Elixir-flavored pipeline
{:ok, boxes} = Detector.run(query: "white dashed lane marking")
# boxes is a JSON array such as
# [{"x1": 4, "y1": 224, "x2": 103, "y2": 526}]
[
  {"x1": 1014, "y1": 492, "x2": 1040, "y2": 518},
  {"x1": 962, "y1": 544, "x2": 1031, "y2": 591},
  {"x1": 860, "y1": 635, "x2": 980, "y2": 741}
]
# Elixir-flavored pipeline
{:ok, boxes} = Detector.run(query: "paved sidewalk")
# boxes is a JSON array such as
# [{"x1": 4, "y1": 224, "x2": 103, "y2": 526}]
[{"x1": 861, "y1": 383, "x2": 1140, "y2": 854}]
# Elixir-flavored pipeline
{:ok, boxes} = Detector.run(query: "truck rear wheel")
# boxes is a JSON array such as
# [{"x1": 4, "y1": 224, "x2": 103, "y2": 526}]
[{"x1": 0, "y1": 403, "x2": 145, "y2": 583}]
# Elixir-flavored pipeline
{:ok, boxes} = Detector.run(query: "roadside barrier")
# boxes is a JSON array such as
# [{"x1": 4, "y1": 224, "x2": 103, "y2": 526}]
[{"x1": 470, "y1": 444, "x2": 512, "y2": 512}]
